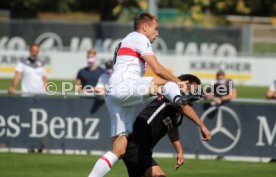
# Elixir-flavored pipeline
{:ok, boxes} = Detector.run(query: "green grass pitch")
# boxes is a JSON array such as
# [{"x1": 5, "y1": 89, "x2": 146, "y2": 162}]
[{"x1": 0, "y1": 153, "x2": 276, "y2": 177}]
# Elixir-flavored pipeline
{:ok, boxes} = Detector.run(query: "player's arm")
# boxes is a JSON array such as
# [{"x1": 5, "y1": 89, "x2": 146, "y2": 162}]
[
  {"x1": 205, "y1": 91, "x2": 215, "y2": 100},
  {"x1": 267, "y1": 90, "x2": 276, "y2": 99},
  {"x1": 167, "y1": 127, "x2": 184, "y2": 171},
  {"x1": 42, "y1": 75, "x2": 48, "y2": 93},
  {"x1": 42, "y1": 75, "x2": 48, "y2": 86},
  {"x1": 143, "y1": 55, "x2": 180, "y2": 83},
  {"x1": 221, "y1": 87, "x2": 237, "y2": 101},
  {"x1": 182, "y1": 105, "x2": 211, "y2": 141},
  {"x1": 75, "y1": 79, "x2": 83, "y2": 92},
  {"x1": 9, "y1": 71, "x2": 21, "y2": 94},
  {"x1": 42, "y1": 66, "x2": 48, "y2": 86},
  {"x1": 266, "y1": 83, "x2": 276, "y2": 99},
  {"x1": 95, "y1": 87, "x2": 105, "y2": 96},
  {"x1": 95, "y1": 75, "x2": 106, "y2": 96}
]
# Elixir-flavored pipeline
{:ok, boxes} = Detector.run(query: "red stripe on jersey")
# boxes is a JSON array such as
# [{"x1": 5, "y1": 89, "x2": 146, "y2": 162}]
[
  {"x1": 117, "y1": 47, "x2": 146, "y2": 66},
  {"x1": 101, "y1": 156, "x2": 112, "y2": 168}
]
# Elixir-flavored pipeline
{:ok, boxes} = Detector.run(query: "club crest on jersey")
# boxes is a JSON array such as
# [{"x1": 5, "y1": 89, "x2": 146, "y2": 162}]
[{"x1": 163, "y1": 117, "x2": 173, "y2": 129}]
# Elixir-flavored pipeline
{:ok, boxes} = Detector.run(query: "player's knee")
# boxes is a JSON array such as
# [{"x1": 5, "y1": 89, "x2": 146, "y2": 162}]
[
  {"x1": 118, "y1": 149, "x2": 126, "y2": 158},
  {"x1": 163, "y1": 81, "x2": 177, "y2": 88},
  {"x1": 153, "y1": 170, "x2": 166, "y2": 177},
  {"x1": 111, "y1": 144, "x2": 126, "y2": 159},
  {"x1": 112, "y1": 135, "x2": 128, "y2": 158},
  {"x1": 112, "y1": 148, "x2": 125, "y2": 159},
  {"x1": 162, "y1": 82, "x2": 179, "y2": 93}
]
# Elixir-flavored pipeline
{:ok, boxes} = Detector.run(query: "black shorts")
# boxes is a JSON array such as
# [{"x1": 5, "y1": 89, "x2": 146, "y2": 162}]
[{"x1": 122, "y1": 141, "x2": 158, "y2": 177}]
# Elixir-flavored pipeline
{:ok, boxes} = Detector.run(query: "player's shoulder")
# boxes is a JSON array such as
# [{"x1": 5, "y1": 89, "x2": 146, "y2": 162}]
[
  {"x1": 18, "y1": 57, "x2": 44, "y2": 66},
  {"x1": 36, "y1": 59, "x2": 46, "y2": 67},
  {"x1": 225, "y1": 79, "x2": 234, "y2": 86},
  {"x1": 146, "y1": 98, "x2": 169, "y2": 111},
  {"x1": 18, "y1": 57, "x2": 27, "y2": 64},
  {"x1": 124, "y1": 32, "x2": 150, "y2": 43},
  {"x1": 226, "y1": 79, "x2": 233, "y2": 82},
  {"x1": 78, "y1": 66, "x2": 89, "y2": 74}
]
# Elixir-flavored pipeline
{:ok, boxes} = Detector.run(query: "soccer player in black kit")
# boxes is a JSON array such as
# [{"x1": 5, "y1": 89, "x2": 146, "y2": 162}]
[{"x1": 122, "y1": 74, "x2": 212, "y2": 177}]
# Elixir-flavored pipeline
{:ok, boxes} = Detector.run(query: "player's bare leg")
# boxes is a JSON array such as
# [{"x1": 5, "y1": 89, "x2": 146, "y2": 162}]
[
  {"x1": 144, "y1": 165, "x2": 166, "y2": 177},
  {"x1": 111, "y1": 135, "x2": 128, "y2": 158}
]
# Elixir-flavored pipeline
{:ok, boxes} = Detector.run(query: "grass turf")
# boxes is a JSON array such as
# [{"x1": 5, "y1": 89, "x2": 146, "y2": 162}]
[
  {"x1": 0, "y1": 153, "x2": 275, "y2": 177},
  {"x1": 0, "y1": 79, "x2": 268, "y2": 99}
]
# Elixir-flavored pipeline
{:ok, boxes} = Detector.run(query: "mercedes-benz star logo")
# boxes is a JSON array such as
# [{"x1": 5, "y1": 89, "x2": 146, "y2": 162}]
[{"x1": 200, "y1": 106, "x2": 241, "y2": 153}]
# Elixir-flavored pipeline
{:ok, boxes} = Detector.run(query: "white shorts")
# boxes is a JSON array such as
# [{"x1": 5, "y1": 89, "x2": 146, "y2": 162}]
[{"x1": 105, "y1": 77, "x2": 154, "y2": 137}]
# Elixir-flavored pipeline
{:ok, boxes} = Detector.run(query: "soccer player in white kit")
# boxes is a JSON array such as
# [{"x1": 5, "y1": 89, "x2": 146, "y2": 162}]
[{"x1": 88, "y1": 13, "x2": 189, "y2": 177}]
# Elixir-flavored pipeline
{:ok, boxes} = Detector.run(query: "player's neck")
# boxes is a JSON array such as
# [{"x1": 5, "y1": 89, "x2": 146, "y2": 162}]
[
  {"x1": 135, "y1": 29, "x2": 149, "y2": 41},
  {"x1": 89, "y1": 65, "x2": 97, "y2": 71}
]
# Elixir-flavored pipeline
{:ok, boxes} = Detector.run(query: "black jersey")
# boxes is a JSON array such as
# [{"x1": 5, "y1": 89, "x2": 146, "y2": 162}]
[{"x1": 128, "y1": 98, "x2": 183, "y2": 149}]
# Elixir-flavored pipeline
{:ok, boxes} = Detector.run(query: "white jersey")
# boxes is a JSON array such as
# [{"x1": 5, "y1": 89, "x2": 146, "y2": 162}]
[
  {"x1": 108, "y1": 32, "x2": 154, "y2": 87},
  {"x1": 16, "y1": 58, "x2": 46, "y2": 94}
]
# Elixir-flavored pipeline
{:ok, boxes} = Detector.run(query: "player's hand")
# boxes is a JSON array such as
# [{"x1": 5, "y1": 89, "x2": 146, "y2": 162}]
[
  {"x1": 8, "y1": 87, "x2": 16, "y2": 94},
  {"x1": 174, "y1": 153, "x2": 184, "y2": 171},
  {"x1": 213, "y1": 97, "x2": 222, "y2": 105},
  {"x1": 157, "y1": 93, "x2": 164, "y2": 101},
  {"x1": 200, "y1": 125, "x2": 211, "y2": 141},
  {"x1": 83, "y1": 87, "x2": 96, "y2": 94}
]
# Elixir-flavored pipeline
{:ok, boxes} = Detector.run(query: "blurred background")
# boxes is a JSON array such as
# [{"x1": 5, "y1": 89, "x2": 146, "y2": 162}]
[{"x1": 0, "y1": 1, "x2": 276, "y2": 177}]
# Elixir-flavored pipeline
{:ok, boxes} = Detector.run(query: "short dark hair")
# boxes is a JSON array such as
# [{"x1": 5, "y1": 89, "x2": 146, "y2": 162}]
[
  {"x1": 216, "y1": 70, "x2": 225, "y2": 77},
  {"x1": 134, "y1": 13, "x2": 157, "y2": 31},
  {"x1": 178, "y1": 74, "x2": 201, "y2": 85}
]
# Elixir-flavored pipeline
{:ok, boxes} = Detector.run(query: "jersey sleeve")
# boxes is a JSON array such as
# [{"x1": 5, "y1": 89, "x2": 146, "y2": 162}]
[
  {"x1": 15, "y1": 60, "x2": 24, "y2": 73},
  {"x1": 134, "y1": 36, "x2": 154, "y2": 57}
]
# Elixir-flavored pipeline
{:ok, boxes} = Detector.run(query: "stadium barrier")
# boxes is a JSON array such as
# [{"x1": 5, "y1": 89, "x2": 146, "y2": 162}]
[
  {"x1": 0, "y1": 20, "x2": 242, "y2": 55},
  {"x1": 0, "y1": 95, "x2": 275, "y2": 161}
]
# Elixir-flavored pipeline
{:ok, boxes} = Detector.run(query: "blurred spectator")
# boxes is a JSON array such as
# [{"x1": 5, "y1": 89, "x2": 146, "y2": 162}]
[
  {"x1": 76, "y1": 49, "x2": 104, "y2": 93},
  {"x1": 8, "y1": 44, "x2": 47, "y2": 96},
  {"x1": 266, "y1": 80, "x2": 276, "y2": 99},
  {"x1": 206, "y1": 70, "x2": 237, "y2": 106},
  {"x1": 95, "y1": 60, "x2": 113, "y2": 96}
]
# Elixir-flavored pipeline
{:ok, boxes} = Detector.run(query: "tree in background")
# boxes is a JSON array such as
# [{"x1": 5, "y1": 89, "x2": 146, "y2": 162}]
[
  {"x1": 159, "y1": 0, "x2": 276, "y2": 26},
  {"x1": 2, "y1": 0, "x2": 276, "y2": 23},
  {"x1": 7, "y1": 0, "x2": 144, "y2": 20}
]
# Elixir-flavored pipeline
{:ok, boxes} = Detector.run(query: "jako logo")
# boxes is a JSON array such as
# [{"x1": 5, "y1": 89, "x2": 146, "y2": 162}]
[{"x1": 0, "y1": 32, "x2": 237, "y2": 56}]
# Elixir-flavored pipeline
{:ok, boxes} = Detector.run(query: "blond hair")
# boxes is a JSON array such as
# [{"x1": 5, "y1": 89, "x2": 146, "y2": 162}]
[{"x1": 87, "y1": 49, "x2": 97, "y2": 56}]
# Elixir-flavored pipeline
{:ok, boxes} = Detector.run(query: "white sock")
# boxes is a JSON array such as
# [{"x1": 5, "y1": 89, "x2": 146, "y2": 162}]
[
  {"x1": 88, "y1": 151, "x2": 118, "y2": 177},
  {"x1": 162, "y1": 82, "x2": 181, "y2": 103}
]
